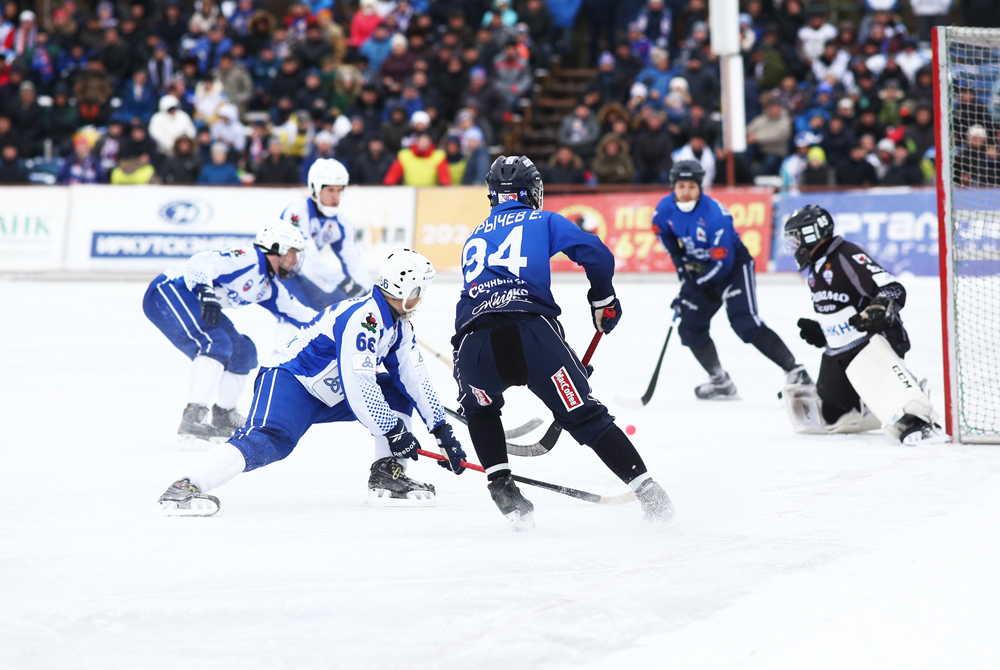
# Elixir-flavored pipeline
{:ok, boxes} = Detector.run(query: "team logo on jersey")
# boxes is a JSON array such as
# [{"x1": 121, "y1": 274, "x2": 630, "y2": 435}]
[
  {"x1": 551, "y1": 367, "x2": 584, "y2": 412},
  {"x1": 243, "y1": 279, "x2": 253, "y2": 291},
  {"x1": 709, "y1": 246, "x2": 728, "y2": 260},
  {"x1": 808, "y1": 272, "x2": 815, "y2": 287},
  {"x1": 498, "y1": 193, "x2": 517, "y2": 203},
  {"x1": 290, "y1": 213, "x2": 301, "y2": 226},
  {"x1": 256, "y1": 279, "x2": 270, "y2": 301},
  {"x1": 362, "y1": 312, "x2": 378, "y2": 333},
  {"x1": 224, "y1": 248, "x2": 246, "y2": 258},
  {"x1": 696, "y1": 227, "x2": 707, "y2": 243},
  {"x1": 823, "y1": 267, "x2": 834, "y2": 284},
  {"x1": 470, "y1": 386, "x2": 492, "y2": 406},
  {"x1": 852, "y1": 253, "x2": 870, "y2": 265}
]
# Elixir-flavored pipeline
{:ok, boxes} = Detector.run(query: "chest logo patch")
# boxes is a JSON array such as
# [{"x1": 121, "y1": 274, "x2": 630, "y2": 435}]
[
  {"x1": 823, "y1": 268, "x2": 834, "y2": 284},
  {"x1": 470, "y1": 386, "x2": 492, "y2": 406},
  {"x1": 852, "y1": 253, "x2": 870, "y2": 265},
  {"x1": 551, "y1": 366, "x2": 584, "y2": 412},
  {"x1": 808, "y1": 272, "x2": 815, "y2": 287},
  {"x1": 696, "y1": 227, "x2": 707, "y2": 243},
  {"x1": 243, "y1": 279, "x2": 253, "y2": 292},
  {"x1": 362, "y1": 312, "x2": 378, "y2": 333}
]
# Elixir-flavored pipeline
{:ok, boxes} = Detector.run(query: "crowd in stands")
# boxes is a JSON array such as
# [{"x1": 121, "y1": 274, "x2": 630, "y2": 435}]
[{"x1": 0, "y1": 0, "x2": 992, "y2": 188}]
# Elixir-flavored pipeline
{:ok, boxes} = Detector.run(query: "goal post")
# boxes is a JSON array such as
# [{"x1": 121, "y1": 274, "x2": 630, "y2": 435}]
[{"x1": 934, "y1": 26, "x2": 1000, "y2": 444}]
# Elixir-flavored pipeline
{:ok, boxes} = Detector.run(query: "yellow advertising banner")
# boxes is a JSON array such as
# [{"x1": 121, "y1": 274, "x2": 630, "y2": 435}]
[{"x1": 413, "y1": 186, "x2": 491, "y2": 271}]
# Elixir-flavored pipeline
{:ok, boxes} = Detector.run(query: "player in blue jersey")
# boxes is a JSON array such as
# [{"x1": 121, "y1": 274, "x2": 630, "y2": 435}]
[
  {"x1": 143, "y1": 221, "x2": 316, "y2": 442},
  {"x1": 156, "y1": 250, "x2": 468, "y2": 516},
  {"x1": 452, "y1": 156, "x2": 673, "y2": 529},
  {"x1": 653, "y1": 160, "x2": 811, "y2": 399},
  {"x1": 279, "y1": 158, "x2": 373, "y2": 310}
]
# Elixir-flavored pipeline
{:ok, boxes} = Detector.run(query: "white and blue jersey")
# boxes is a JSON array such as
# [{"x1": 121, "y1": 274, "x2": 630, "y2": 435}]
[
  {"x1": 280, "y1": 198, "x2": 373, "y2": 291},
  {"x1": 454, "y1": 200, "x2": 615, "y2": 334},
  {"x1": 652, "y1": 194, "x2": 749, "y2": 286},
  {"x1": 274, "y1": 287, "x2": 445, "y2": 438}
]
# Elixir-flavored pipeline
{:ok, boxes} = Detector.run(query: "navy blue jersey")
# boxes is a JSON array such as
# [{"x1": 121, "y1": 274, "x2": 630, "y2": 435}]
[
  {"x1": 652, "y1": 194, "x2": 748, "y2": 286},
  {"x1": 454, "y1": 201, "x2": 615, "y2": 334}
]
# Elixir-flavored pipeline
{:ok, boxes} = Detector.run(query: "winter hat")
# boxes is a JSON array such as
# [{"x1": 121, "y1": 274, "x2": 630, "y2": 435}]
[
  {"x1": 599, "y1": 52, "x2": 615, "y2": 68},
  {"x1": 314, "y1": 130, "x2": 336, "y2": 146},
  {"x1": 669, "y1": 77, "x2": 689, "y2": 92},
  {"x1": 877, "y1": 138, "x2": 896, "y2": 153},
  {"x1": 410, "y1": 110, "x2": 431, "y2": 127},
  {"x1": 461, "y1": 127, "x2": 484, "y2": 146},
  {"x1": 470, "y1": 66, "x2": 487, "y2": 80},
  {"x1": 806, "y1": 146, "x2": 826, "y2": 164},
  {"x1": 630, "y1": 82, "x2": 648, "y2": 99},
  {"x1": 159, "y1": 94, "x2": 180, "y2": 112},
  {"x1": 390, "y1": 34, "x2": 408, "y2": 50},
  {"x1": 795, "y1": 131, "x2": 820, "y2": 148},
  {"x1": 817, "y1": 81, "x2": 834, "y2": 95}
]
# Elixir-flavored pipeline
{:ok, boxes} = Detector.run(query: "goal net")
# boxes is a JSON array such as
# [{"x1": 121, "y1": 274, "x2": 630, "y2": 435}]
[{"x1": 935, "y1": 27, "x2": 1000, "y2": 443}]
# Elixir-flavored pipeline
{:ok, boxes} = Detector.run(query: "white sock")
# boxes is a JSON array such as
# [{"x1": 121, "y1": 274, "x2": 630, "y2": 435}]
[
  {"x1": 188, "y1": 444, "x2": 247, "y2": 493},
  {"x1": 189, "y1": 356, "x2": 224, "y2": 407},
  {"x1": 373, "y1": 411, "x2": 413, "y2": 470},
  {"x1": 216, "y1": 371, "x2": 247, "y2": 410}
]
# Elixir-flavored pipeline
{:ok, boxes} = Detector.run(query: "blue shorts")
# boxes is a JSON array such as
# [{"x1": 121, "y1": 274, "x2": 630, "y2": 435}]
[
  {"x1": 143, "y1": 275, "x2": 257, "y2": 374},
  {"x1": 229, "y1": 367, "x2": 415, "y2": 470},
  {"x1": 676, "y1": 253, "x2": 765, "y2": 349}
]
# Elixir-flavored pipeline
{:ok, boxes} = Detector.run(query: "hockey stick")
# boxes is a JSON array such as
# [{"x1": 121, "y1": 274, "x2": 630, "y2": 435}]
[
  {"x1": 416, "y1": 449, "x2": 636, "y2": 505},
  {"x1": 616, "y1": 308, "x2": 679, "y2": 408}
]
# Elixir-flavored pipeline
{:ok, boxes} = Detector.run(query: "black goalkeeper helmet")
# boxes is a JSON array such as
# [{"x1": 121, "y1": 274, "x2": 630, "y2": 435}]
[
  {"x1": 486, "y1": 155, "x2": 544, "y2": 209},
  {"x1": 669, "y1": 159, "x2": 706, "y2": 187},
  {"x1": 783, "y1": 204, "x2": 835, "y2": 271}
]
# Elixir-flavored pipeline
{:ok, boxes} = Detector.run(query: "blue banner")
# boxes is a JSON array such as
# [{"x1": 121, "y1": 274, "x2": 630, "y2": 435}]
[
  {"x1": 91, "y1": 232, "x2": 255, "y2": 258},
  {"x1": 773, "y1": 188, "x2": 939, "y2": 276}
]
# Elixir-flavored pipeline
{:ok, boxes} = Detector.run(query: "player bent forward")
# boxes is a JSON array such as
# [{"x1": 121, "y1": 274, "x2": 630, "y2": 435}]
[
  {"x1": 452, "y1": 155, "x2": 673, "y2": 529},
  {"x1": 782, "y1": 205, "x2": 945, "y2": 444},
  {"x1": 157, "y1": 250, "x2": 468, "y2": 516},
  {"x1": 142, "y1": 221, "x2": 316, "y2": 442}
]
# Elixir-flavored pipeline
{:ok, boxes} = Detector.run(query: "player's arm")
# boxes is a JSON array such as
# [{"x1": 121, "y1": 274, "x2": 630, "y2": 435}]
[
  {"x1": 842, "y1": 251, "x2": 907, "y2": 332},
  {"x1": 693, "y1": 204, "x2": 737, "y2": 286},
  {"x1": 330, "y1": 215, "x2": 373, "y2": 295},
  {"x1": 259, "y1": 280, "x2": 318, "y2": 327},
  {"x1": 652, "y1": 205, "x2": 685, "y2": 275},
  {"x1": 548, "y1": 213, "x2": 623, "y2": 333},
  {"x1": 181, "y1": 249, "x2": 239, "y2": 325}
]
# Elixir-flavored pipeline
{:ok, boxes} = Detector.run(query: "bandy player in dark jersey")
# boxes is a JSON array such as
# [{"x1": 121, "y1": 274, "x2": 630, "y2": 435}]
[{"x1": 781, "y1": 205, "x2": 946, "y2": 445}]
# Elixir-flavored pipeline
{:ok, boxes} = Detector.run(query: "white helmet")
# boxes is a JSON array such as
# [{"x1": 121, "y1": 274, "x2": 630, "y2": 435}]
[
  {"x1": 378, "y1": 249, "x2": 435, "y2": 316},
  {"x1": 255, "y1": 221, "x2": 307, "y2": 278},
  {"x1": 308, "y1": 158, "x2": 350, "y2": 216}
]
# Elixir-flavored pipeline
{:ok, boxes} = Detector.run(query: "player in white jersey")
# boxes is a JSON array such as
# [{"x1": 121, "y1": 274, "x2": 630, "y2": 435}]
[
  {"x1": 156, "y1": 250, "x2": 468, "y2": 516},
  {"x1": 279, "y1": 158, "x2": 373, "y2": 309},
  {"x1": 142, "y1": 222, "x2": 316, "y2": 442}
]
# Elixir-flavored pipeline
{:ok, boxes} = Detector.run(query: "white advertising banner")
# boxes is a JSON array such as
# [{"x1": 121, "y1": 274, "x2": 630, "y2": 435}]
[
  {"x1": 0, "y1": 187, "x2": 69, "y2": 271},
  {"x1": 63, "y1": 185, "x2": 415, "y2": 274}
]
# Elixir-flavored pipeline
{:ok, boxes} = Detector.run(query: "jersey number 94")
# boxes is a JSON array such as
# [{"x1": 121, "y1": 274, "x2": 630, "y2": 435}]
[{"x1": 463, "y1": 226, "x2": 529, "y2": 282}]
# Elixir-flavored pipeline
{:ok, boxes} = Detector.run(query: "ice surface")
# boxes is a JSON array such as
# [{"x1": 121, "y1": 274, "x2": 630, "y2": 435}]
[{"x1": 2, "y1": 274, "x2": 1000, "y2": 669}]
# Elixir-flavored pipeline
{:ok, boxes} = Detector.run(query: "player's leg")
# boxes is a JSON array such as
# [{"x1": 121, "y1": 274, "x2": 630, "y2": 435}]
[
  {"x1": 521, "y1": 317, "x2": 674, "y2": 521},
  {"x1": 724, "y1": 258, "x2": 810, "y2": 386},
  {"x1": 157, "y1": 367, "x2": 320, "y2": 515},
  {"x1": 676, "y1": 287, "x2": 733, "y2": 399},
  {"x1": 211, "y1": 321, "x2": 258, "y2": 437},
  {"x1": 142, "y1": 276, "x2": 235, "y2": 440}
]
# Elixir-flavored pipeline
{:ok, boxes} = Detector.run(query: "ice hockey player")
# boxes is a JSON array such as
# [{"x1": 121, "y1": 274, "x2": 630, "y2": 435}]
[
  {"x1": 653, "y1": 159, "x2": 810, "y2": 399},
  {"x1": 451, "y1": 155, "x2": 673, "y2": 529},
  {"x1": 782, "y1": 205, "x2": 946, "y2": 444},
  {"x1": 279, "y1": 158, "x2": 373, "y2": 309},
  {"x1": 157, "y1": 249, "x2": 467, "y2": 516},
  {"x1": 142, "y1": 221, "x2": 316, "y2": 442}
]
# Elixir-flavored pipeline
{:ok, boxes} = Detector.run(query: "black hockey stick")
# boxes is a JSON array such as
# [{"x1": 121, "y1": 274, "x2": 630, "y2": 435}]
[
  {"x1": 417, "y1": 449, "x2": 636, "y2": 505},
  {"x1": 616, "y1": 308, "x2": 679, "y2": 408},
  {"x1": 443, "y1": 406, "x2": 543, "y2": 440}
]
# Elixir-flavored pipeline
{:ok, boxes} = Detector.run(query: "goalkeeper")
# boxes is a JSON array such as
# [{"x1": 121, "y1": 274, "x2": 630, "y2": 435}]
[{"x1": 782, "y1": 205, "x2": 946, "y2": 445}]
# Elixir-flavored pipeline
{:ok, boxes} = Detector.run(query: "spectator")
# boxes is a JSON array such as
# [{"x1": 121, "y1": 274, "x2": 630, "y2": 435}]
[
  {"x1": 43, "y1": 83, "x2": 80, "y2": 156},
  {"x1": 271, "y1": 56, "x2": 305, "y2": 104},
  {"x1": 634, "y1": 47, "x2": 678, "y2": 106},
  {"x1": 543, "y1": 145, "x2": 587, "y2": 184},
  {"x1": 0, "y1": 116, "x2": 19, "y2": 153},
  {"x1": 870, "y1": 137, "x2": 896, "y2": 181},
  {"x1": 462, "y1": 66, "x2": 507, "y2": 133},
  {"x1": 332, "y1": 119, "x2": 366, "y2": 165},
  {"x1": 482, "y1": 0, "x2": 518, "y2": 27},
  {"x1": 353, "y1": 135, "x2": 394, "y2": 184},
  {"x1": 110, "y1": 153, "x2": 155, "y2": 184},
  {"x1": 146, "y1": 43, "x2": 175, "y2": 94},
  {"x1": 351, "y1": 0, "x2": 382, "y2": 48},
  {"x1": 442, "y1": 134, "x2": 467, "y2": 184},
  {"x1": 360, "y1": 24, "x2": 394, "y2": 76},
  {"x1": 0, "y1": 142, "x2": 27, "y2": 182},
  {"x1": 211, "y1": 103, "x2": 248, "y2": 153},
  {"x1": 159, "y1": 135, "x2": 201, "y2": 184},
  {"x1": 800, "y1": 146, "x2": 833, "y2": 185},
  {"x1": 633, "y1": 0, "x2": 672, "y2": 49},
  {"x1": 193, "y1": 76, "x2": 227, "y2": 125},
  {"x1": 198, "y1": 141, "x2": 241, "y2": 184},
  {"x1": 911, "y1": 0, "x2": 952, "y2": 42},
  {"x1": 316, "y1": 9, "x2": 346, "y2": 65},
  {"x1": 779, "y1": 132, "x2": 815, "y2": 187},
  {"x1": 557, "y1": 102, "x2": 601, "y2": 162},
  {"x1": 883, "y1": 142, "x2": 926, "y2": 185},
  {"x1": 294, "y1": 22, "x2": 333, "y2": 71},
  {"x1": 492, "y1": 40, "x2": 531, "y2": 105},
  {"x1": 57, "y1": 135, "x2": 104, "y2": 184},
  {"x1": 631, "y1": 111, "x2": 674, "y2": 183},
  {"x1": 671, "y1": 131, "x2": 716, "y2": 187},
  {"x1": 121, "y1": 122, "x2": 163, "y2": 169},
  {"x1": 811, "y1": 41, "x2": 852, "y2": 88},
  {"x1": 682, "y1": 54, "x2": 719, "y2": 110},
  {"x1": 301, "y1": 129, "x2": 337, "y2": 182},
  {"x1": 330, "y1": 65, "x2": 363, "y2": 116},
  {"x1": 746, "y1": 98, "x2": 792, "y2": 175},
  {"x1": 148, "y1": 94, "x2": 196, "y2": 156},
  {"x1": 461, "y1": 126, "x2": 491, "y2": 184},
  {"x1": 592, "y1": 132, "x2": 635, "y2": 183},
  {"x1": 255, "y1": 136, "x2": 300, "y2": 184},
  {"x1": 24, "y1": 29, "x2": 58, "y2": 95},
  {"x1": 798, "y1": 12, "x2": 837, "y2": 62},
  {"x1": 905, "y1": 104, "x2": 935, "y2": 158},
  {"x1": 835, "y1": 144, "x2": 878, "y2": 185},
  {"x1": 13, "y1": 10, "x2": 38, "y2": 57},
  {"x1": 8, "y1": 80, "x2": 42, "y2": 157},
  {"x1": 588, "y1": 51, "x2": 631, "y2": 105},
  {"x1": 381, "y1": 105, "x2": 412, "y2": 152},
  {"x1": 380, "y1": 33, "x2": 416, "y2": 89},
  {"x1": 679, "y1": 102, "x2": 720, "y2": 148},
  {"x1": 294, "y1": 68, "x2": 330, "y2": 118},
  {"x1": 383, "y1": 132, "x2": 450, "y2": 185},
  {"x1": 819, "y1": 116, "x2": 855, "y2": 168},
  {"x1": 215, "y1": 51, "x2": 252, "y2": 113}
]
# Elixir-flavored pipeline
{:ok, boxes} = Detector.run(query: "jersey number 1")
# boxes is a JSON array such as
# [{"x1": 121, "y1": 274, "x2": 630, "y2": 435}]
[{"x1": 463, "y1": 226, "x2": 528, "y2": 282}]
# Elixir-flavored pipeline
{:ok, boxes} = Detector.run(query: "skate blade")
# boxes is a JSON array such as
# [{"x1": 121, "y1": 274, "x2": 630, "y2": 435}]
[
  {"x1": 902, "y1": 431, "x2": 951, "y2": 446},
  {"x1": 505, "y1": 510, "x2": 535, "y2": 531},
  {"x1": 156, "y1": 499, "x2": 220, "y2": 517},
  {"x1": 365, "y1": 489, "x2": 437, "y2": 507}
]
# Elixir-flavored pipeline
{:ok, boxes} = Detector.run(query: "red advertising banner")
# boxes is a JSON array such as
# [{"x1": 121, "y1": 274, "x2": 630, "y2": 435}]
[{"x1": 546, "y1": 188, "x2": 774, "y2": 273}]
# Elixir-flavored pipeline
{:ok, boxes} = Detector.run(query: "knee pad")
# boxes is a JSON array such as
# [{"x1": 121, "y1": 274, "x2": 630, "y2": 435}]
[
  {"x1": 846, "y1": 334, "x2": 934, "y2": 438},
  {"x1": 678, "y1": 323, "x2": 711, "y2": 349},
  {"x1": 226, "y1": 334, "x2": 258, "y2": 375}
]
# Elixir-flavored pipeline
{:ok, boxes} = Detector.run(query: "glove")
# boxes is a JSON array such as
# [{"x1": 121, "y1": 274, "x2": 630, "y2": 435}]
[
  {"x1": 384, "y1": 418, "x2": 420, "y2": 461},
  {"x1": 684, "y1": 262, "x2": 707, "y2": 281},
  {"x1": 196, "y1": 284, "x2": 222, "y2": 327},
  {"x1": 337, "y1": 276, "x2": 365, "y2": 299},
  {"x1": 432, "y1": 423, "x2": 466, "y2": 474},
  {"x1": 702, "y1": 284, "x2": 721, "y2": 303},
  {"x1": 670, "y1": 294, "x2": 683, "y2": 311},
  {"x1": 848, "y1": 295, "x2": 896, "y2": 333},
  {"x1": 797, "y1": 318, "x2": 827, "y2": 348},
  {"x1": 589, "y1": 292, "x2": 623, "y2": 333}
]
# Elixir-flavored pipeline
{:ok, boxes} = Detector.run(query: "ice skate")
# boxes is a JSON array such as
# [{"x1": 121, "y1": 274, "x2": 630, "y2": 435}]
[
  {"x1": 695, "y1": 372, "x2": 738, "y2": 400},
  {"x1": 366, "y1": 457, "x2": 436, "y2": 506},
  {"x1": 178, "y1": 403, "x2": 230, "y2": 444},
  {"x1": 211, "y1": 404, "x2": 245, "y2": 437},
  {"x1": 785, "y1": 364, "x2": 813, "y2": 386},
  {"x1": 157, "y1": 478, "x2": 220, "y2": 516},
  {"x1": 488, "y1": 474, "x2": 535, "y2": 530},
  {"x1": 635, "y1": 478, "x2": 675, "y2": 522},
  {"x1": 898, "y1": 415, "x2": 949, "y2": 446}
]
